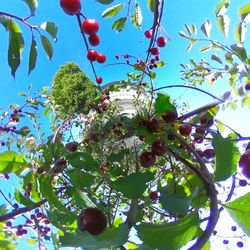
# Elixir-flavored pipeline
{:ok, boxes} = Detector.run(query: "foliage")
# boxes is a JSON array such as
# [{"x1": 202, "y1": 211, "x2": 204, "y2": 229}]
[{"x1": 0, "y1": 0, "x2": 250, "y2": 250}]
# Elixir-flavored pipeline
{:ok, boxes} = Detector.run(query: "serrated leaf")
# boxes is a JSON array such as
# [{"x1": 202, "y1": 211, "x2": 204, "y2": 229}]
[
  {"x1": 239, "y1": 3, "x2": 250, "y2": 20},
  {"x1": 179, "y1": 31, "x2": 190, "y2": 39},
  {"x1": 60, "y1": 224, "x2": 129, "y2": 249},
  {"x1": 200, "y1": 20, "x2": 212, "y2": 38},
  {"x1": 28, "y1": 38, "x2": 37, "y2": 74},
  {"x1": 215, "y1": 0, "x2": 230, "y2": 17},
  {"x1": 148, "y1": 0, "x2": 156, "y2": 12},
  {"x1": 136, "y1": 212, "x2": 199, "y2": 250},
  {"x1": 102, "y1": 4, "x2": 125, "y2": 18},
  {"x1": 14, "y1": 189, "x2": 35, "y2": 207},
  {"x1": 107, "y1": 149, "x2": 128, "y2": 162},
  {"x1": 234, "y1": 22, "x2": 247, "y2": 44},
  {"x1": 22, "y1": 0, "x2": 38, "y2": 16},
  {"x1": 200, "y1": 45, "x2": 213, "y2": 52},
  {"x1": 0, "y1": 151, "x2": 27, "y2": 174},
  {"x1": 211, "y1": 53, "x2": 223, "y2": 64},
  {"x1": 154, "y1": 93, "x2": 176, "y2": 116},
  {"x1": 40, "y1": 35, "x2": 53, "y2": 60},
  {"x1": 225, "y1": 192, "x2": 250, "y2": 236},
  {"x1": 132, "y1": 2, "x2": 143, "y2": 28},
  {"x1": 67, "y1": 169, "x2": 95, "y2": 188},
  {"x1": 212, "y1": 133, "x2": 240, "y2": 182},
  {"x1": 112, "y1": 172, "x2": 154, "y2": 199},
  {"x1": 40, "y1": 22, "x2": 58, "y2": 41},
  {"x1": 112, "y1": 17, "x2": 127, "y2": 32},
  {"x1": 156, "y1": 60, "x2": 166, "y2": 68},
  {"x1": 216, "y1": 15, "x2": 230, "y2": 37}
]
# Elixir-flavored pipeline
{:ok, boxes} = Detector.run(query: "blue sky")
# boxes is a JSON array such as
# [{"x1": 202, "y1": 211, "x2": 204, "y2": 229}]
[{"x1": 0, "y1": 0, "x2": 250, "y2": 249}]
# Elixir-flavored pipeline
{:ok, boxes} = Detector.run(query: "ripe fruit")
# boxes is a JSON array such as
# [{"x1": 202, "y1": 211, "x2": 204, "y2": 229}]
[
  {"x1": 96, "y1": 53, "x2": 106, "y2": 63},
  {"x1": 66, "y1": 142, "x2": 78, "y2": 152},
  {"x1": 150, "y1": 191, "x2": 158, "y2": 200},
  {"x1": 140, "y1": 152, "x2": 156, "y2": 168},
  {"x1": 81, "y1": 19, "x2": 99, "y2": 35},
  {"x1": 239, "y1": 150, "x2": 250, "y2": 169},
  {"x1": 87, "y1": 50, "x2": 97, "y2": 61},
  {"x1": 162, "y1": 111, "x2": 178, "y2": 123},
  {"x1": 150, "y1": 47, "x2": 160, "y2": 55},
  {"x1": 200, "y1": 113, "x2": 214, "y2": 127},
  {"x1": 151, "y1": 140, "x2": 167, "y2": 156},
  {"x1": 157, "y1": 36, "x2": 167, "y2": 47},
  {"x1": 245, "y1": 83, "x2": 250, "y2": 91},
  {"x1": 60, "y1": 0, "x2": 81, "y2": 15},
  {"x1": 144, "y1": 30, "x2": 152, "y2": 39},
  {"x1": 203, "y1": 149, "x2": 215, "y2": 159},
  {"x1": 53, "y1": 158, "x2": 67, "y2": 173},
  {"x1": 96, "y1": 76, "x2": 103, "y2": 84},
  {"x1": 179, "y1": 124, "x2": 192, "y2": 137},
  {"x1": 146, "y1": 118, "x2": 159, "y2": 132},
  {"x1": 78, "y1": 207, "x2": 107, "y2": 235},
  {"x1": 88, "y1": 34, "x2": 100, "y2": 46},
  {"x1": 239, "y1": 179, "x2": 247, "y2": 187},
  {"x1": 242, "y1": 166, "x2": 250, "y2": 179}
]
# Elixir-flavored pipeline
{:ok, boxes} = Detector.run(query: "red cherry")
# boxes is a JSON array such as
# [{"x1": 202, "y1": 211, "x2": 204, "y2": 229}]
[
  {"x1": 60, "y1": 0, "x2": 81, "y2": 15},
  {"x1": 162, "y1": 111, "x2": 178, "y2": 123},
  {"x1": 179, "y1": 125, "x2": 192, "y2": 137},
  {"x1": 96, "y1": 76, "x2": 103, "y2": 84},
  {"x1": 78, "y1": 207, "x2": 107, "y2": 235},
  {"x1": 151, "y1": 140, "x2": 167, "y2": 156},
  {"x1": 97, "y1": 53, "x2": 106, "y2": 63},
  {"x1": 245, "y1": 83, "x2": 250, "y2": 91},
  {"x1": 157, "y1": 36, "x2": 167, "y2": 47},
  {"x1": 87, "y1": 50, "x2": 97, "y2": 61},
  {"x1": 150, "y1": 47, "x2": 160, "y2": 55},
  {"x1": 203, "y1": 149, "x2": 215, "y2": 159},
  {"x1": 81, "y1": 19, "x2": 99, "y2": 35},
  {"x1": 239, "y1": 150, "x2": 250, "y2": 169},
  {"x1": 144, "y1": 30, "x2": 152, "y2": 39},
  {"x1": 146, "y1": 118, "x2": 159, "y2": 132},
  {"x1": 140, "y1": 152, "x2": 156, "y2": 168},
  {"x1": 242, "y1": 166, "x2": 250, "y2": 180},
  {"x1": 66, "y1": 142, "x2": 78, "y2": 152},
  {"x1": 88, "y1": 34, "x2": 100, "y2": 46},
  {"x1": 150, "y1": 191, "x2": 158, "y2": 200},
  {"x1": 200, "y1": 113, "x2": 214, "y2": 127}
]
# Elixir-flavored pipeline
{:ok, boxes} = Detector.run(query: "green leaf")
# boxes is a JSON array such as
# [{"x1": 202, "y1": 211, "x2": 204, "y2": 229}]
[
  {"x1": 39, "y1": 176, "x2": 76, "y2": 219},
  {"x1": 22, "y1": 0, "x2": 38, "y2": 16},
  {"x1": 0, "y1": 151, "x2": 27, "y2": 174},
  {"x1": 112, "y1": 17, "x2": 127, "y2": 32},
  {"x1": 66, "y1": 152, "x2": 99, "y2": 171},
  {"x1": 67, "y1": 169, "x2": 95, "y2": 188},
  {"x1": 211, "y1": 53, "x2": 223, "y2": 64},
  {"x1": 179, "y1": 31, "x2": 190, "y2": 39},
  {"x1": 154, "y1": 93, "x2": 177, "y2": 116},
  {"x1": 131, "y1": 2, "x2": 143, "y2": 28},
  {"x1": 48, "y1": 208, "x2": 76, "y2": 227},
  {"x1": 239, "y1": 3, "x2": 250, "y2": 20},
  {"x1": 112, "y1": 172, "x2": 154, "y2": 199},
  {"x1": 212, "y1": 134, "x2": 240, "y2": 182},
  {"x1": 215, "y1": 0, "x2": 230, "y2": 17},
  {"x1": 40, "y1": 21, "x2": 58, "y2": 41},
  {"x1": 200, "y1": 19, "x2": 212, "y2": 38},
  {"x1": 230, "y1": 44, "x2": 248, "y2": 62},
  {"x1": 13, "y1": 126, "x2": 31, "y2": 136},
  {"x1": 107, "y1": 149, "x2": 128, "y2": 162},
  {"x1": 148, "y1": 0, "x2": 156, "y2": 12},
  {"x1": 73, "y1": 188, "x2": 97, "y2": 208},
  {"x1": 216, "y1": 15, "x2": 230, "y2": 37},
  {"x1": 102, "y1": 4, "x2": 125, "y2": 18},
  {"x1": 136, "y1": 212, "x2": 199, "y2": 250},
  {"x1": 225, "y1": 192, "x2": 250, "y2": 236},
  {"x1": 234, "y1": 22, "x2": 247, "y2": 44},
  {"x1": 0, "y1": 239, "x2": 16, "y2": 250},
  {"x1": 200, "y1": 45, "x2": 213, "y2": 52},
  {"x1": 28, "y1": 38, "x2": 37, "y2": 75},
  {"x1": 14, "y1": 189, "x2": 35, "y2": 207},
  {"x1": 40, "y1": 35, "x2": 53, "y2": 60},
  {"x1": 60, "y1": 224, "x2": 129, "y2": 249}
]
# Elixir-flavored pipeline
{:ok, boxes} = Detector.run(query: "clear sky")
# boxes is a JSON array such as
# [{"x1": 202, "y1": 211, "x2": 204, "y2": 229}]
[{"x1": 0, "y1": 0, "x2": 250, "y2": 249}]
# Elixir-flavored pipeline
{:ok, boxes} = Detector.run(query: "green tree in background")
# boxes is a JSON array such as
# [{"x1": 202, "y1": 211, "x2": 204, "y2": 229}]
[{"x1": 50, "y1": 62, "x2": 98, "y2": 118}]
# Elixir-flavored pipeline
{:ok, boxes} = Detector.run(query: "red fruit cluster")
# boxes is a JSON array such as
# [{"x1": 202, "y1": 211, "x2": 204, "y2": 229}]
[
  {"x1": 60, "y1": 0, "x2": 81, "y2": 15},
  {"x1": 239, "y1": 149, "x2": 250, "y2": 179},
  {"x1": 78, "y1": 207, "x2": 107, "y2": 235}
]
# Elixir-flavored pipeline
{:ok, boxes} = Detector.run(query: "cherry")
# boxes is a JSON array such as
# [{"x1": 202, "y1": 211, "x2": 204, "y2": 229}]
[
  {"x1": 239, "y1": 150, "x2": 250, "y2": 169},
  {"x1": 150, "y1": 47, "x2": 160, "y2": 55},
  {"x1": 87, "y1": 50, "x2": 98, "y2": 61},
  {"x1": 179, "y1": 124, "x2": 192, "y2": 137},
  {"x1": 81, "y1": 19, "x2": 99, "y2": 35},
  {"x1": 140, "y1": 152, "x2": 156, "y2": 168},
  {"x1": 78, "y1": 207, "x2": 107, "y2": 235},
  {"x1": 157, "y1": 36, "x2": 167, "y2": 47},
  {"x1": 246, "y1": 141, "x2": 250, "y2": 150},
  {"x1": 146, "y1": 118, "x2": 159, "y2": 132},
  {"x1": 144, "y1": 30, "x2": 152, "y2": 39},
  {"x1": 53, "y1": 158, "x2": 67, "y2": 173},
  {"x1": 60, "y1": 0, "x2": 81, "y2": 15},
  {"x1": 239, "y1": 179, "x2": 247, "y2": 186},
  {"x1": 223, "y1": 240, "x2": 229, "y2": 245},
  {"x1": 96, "y1": 76, "x2": 103, "y2": 84},
  {"x1": 242, "y1": 166, "x2": 250, "y2": 180},
  {"x1": 236, "y1": 241, "x2": 244, "y2": 248},
  {"x1": 6, "y1": 221, "x2": 12, "y2": 227},
  {"x1": 150, "y1": 191, "x2": 158, "y2": 200},
  {"x1": 151, "y1": 140, "x2": 167, "y2": 156},
  {"x1": 200, "y1": 113, "x2": 214, "y2": 127},
  {"x1": 88, "y1": 34, "x2": 100, "y2": 46},
  {"x1": 231, "y1": 225, "x2": 237, "y2": 231},
  {"x1": 66, "y1": 142, "x2": 78, "y2": 152},
  {"x1": 203, "y1": 149, "x2": 215, "y2": 159},
  {"x1": 13, "y1": 203, "x2": 19, "y2": 209},
  {"x1": 96, "y1": 53, "x2": 106, "y2": 64},
  {"x1": 162, "y1": 111, "x2": 178, "y2": 123},
  {"x1": 245, "y1": 83, "x2": 250, "y2": 91}
]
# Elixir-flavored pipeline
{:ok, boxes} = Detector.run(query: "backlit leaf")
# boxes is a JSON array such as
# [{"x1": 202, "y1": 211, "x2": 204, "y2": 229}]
[
  {"x1": 40, "y1": 35, "x2": 53, "y2": 60},
  {"x1": 22, "y1": 0, "x2": 38, "y2": 16},
  {"x1": 112, "y1": 17, "x2": 127, "y2": 32},
  {"x1": 215, "y1": 0, "x2": 230, "y2": 17},
  {"x1": 211, "y1": 53, "x2": 223, "y2": 64},
  {"x1": 28, "y1": 38, "x2": 37, "y2": 74},
  {"x1": 239, "y1": 3, "x2": 250, "y2": 20},
  {"x1": 40, "y1": 21, "x2": 58, "y2": 41},
  {"x1": 148, "y1": 0, "x2": 156, "y2": 12},
  {"x1": 216, "y1": 15, "x2": 230, "y2": 37},
  {"x1": 200, "y1": 20, "x2": 212, "y2": 38},
  {"x1": 102, "y1": 4, "x2": 125, "y2": 18},
  {"x1": 154, "y1": 93, "x2": 177, "y2": 116},
  {"x1": 132, "y1": 2, "x2": 143, "y2": 28},
  {"x1": 225, "y1": 192, "x2": 250, "y2": 236}
]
